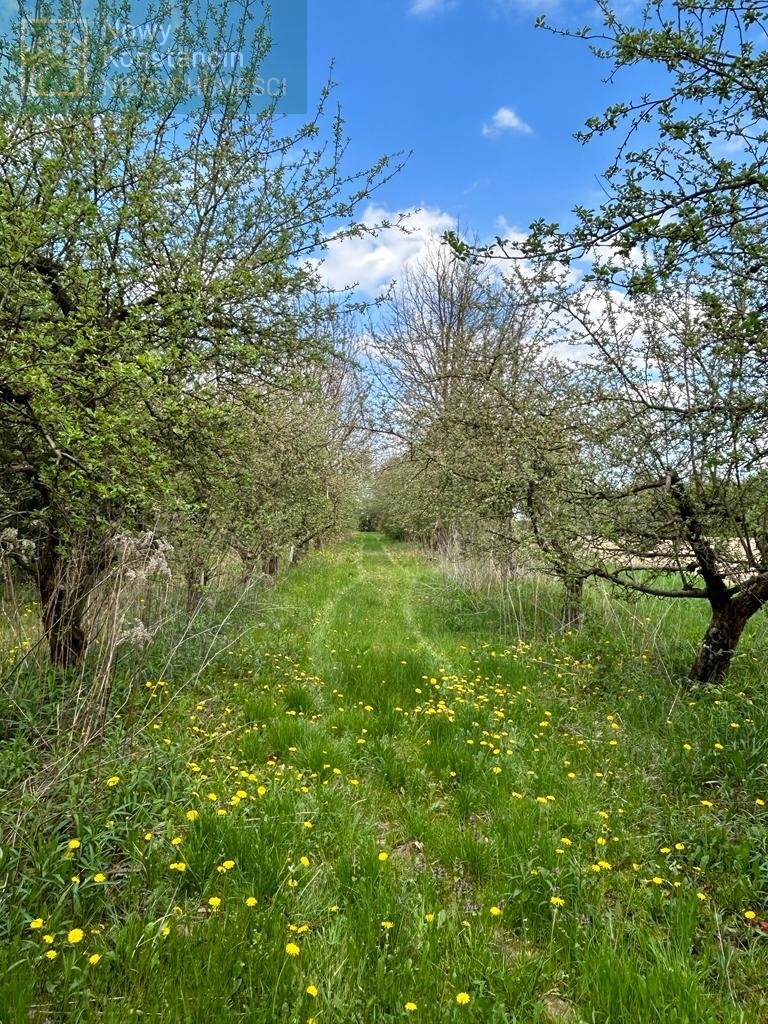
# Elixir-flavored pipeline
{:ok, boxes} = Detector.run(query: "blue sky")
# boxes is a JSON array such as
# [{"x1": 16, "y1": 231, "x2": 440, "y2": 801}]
[{"x1": 306, "y1": 0, "x2": 635, "y2": 293}]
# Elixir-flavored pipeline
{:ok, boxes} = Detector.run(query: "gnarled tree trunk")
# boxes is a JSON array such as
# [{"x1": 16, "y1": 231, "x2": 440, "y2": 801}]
[
  {"x1": 560, "y1": 573, "x2": 585, "y2": 631},
  {"x1": 37, "y1": 539, "x2": 97, "y2": 669},
  {"x1": 689, "y1": 576, "x2": 768, "y2": 684}
]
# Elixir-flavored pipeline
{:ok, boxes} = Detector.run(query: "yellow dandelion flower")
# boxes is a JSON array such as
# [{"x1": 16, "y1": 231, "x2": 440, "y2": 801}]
[
  {"x1": 67, "y1": 928, "x2": 85, "y2": 944},
  {"x1": 88, "y1": 953, "x2": 102, "y2": 965},
  {"x1": 29, "y1": 918, "x2": 44, "y2": 930},
  {"x1": 456, "y1": 992, "x2": 471, "y2": 1005},
  {"x1": 306, "y1": 985, "x2": 318, "y2": 998},
  {"x1": 378, "y1": 851, "x2": 389, "y2": 862},
  {"x1": 67, "y1": 839, "x2": 81, "y2": 850},
  {"x1": 45, "y1": 949, "x2": 58, "y2": 960},
  {"x1": 93, "y1": 873, "x2": 107, "y2": 883},
  {"x1": 208, "y1": 897, "x2": 221, "y2": 910},
  {"x1": 285, "y1": 942, "x2": 300, "y2": 956},
  {"x1": 405, "y1": 1002, "x2": 417, "y2": 1012},
  {"x1": 245, "y1": 896, "x2": 257, "y2": 907},
  {"x1": 550, "y1": 895, "x2": 566, "y2": 907},
  {"x1": 489, "y1": 906, "x2": 502, "y2": 917},
  {"x1": 744, "y1": 910, "x2": 757, "y2": 920},
  {"x1": 185, "y1": 810, "x2": 200, "y2": 822}
]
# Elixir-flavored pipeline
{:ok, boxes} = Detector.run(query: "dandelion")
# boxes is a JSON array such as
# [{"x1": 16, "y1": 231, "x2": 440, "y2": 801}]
[
  {"x1": 304, "y1": 821, "x2": 313, "y2": 829},
  {"x1": 43, "y1": 934, "x2": 54, "y2": 944},
  {"x1": 171, "y1": 836, "x2": 183, "y2": 846},
  {"x1": 144, "y1": 833, "x2": 153, "y2": 841},
  {"x1": 45, "y1": 950, "x2": 58, "y2": 960},
  {"x1": 105, "y1": 776, "x2": 120, "y2": 787},
  {"x1": 697, "y1": 892, "x2": 708, "y2": 901},
  {"x1": 550, "y1": 895, "x2": 566, "y2": 907},
  {"x1": 208, "y1": 897, "x2": 222, "y2": 910},
  {"x1": 285, "y1": 942, "x2": 301, "y2": 956},
  {"x1": 306, "y1": 985, "x2": 318, "y2": 997},
  {"x1": 169, "y1": 861, "x2": 187, "y2": 872},
  {"x1": 378, "y1": 851, "x2": 389, "y2": 862},
  {"x1": 185, "y1": 810, "x2": 200, "y2": 822},
  {"x1": 67, "y1": 928, "x2": 85, "y2": 944},
  {"x1": 88, "y1": 953, "x2": 102, "y2": 965},
  {"x1": 424, "y1": 913, "x2": 434, "y2": 923},
  {"x1": 489, "y1": 906, "x2": 502, "y2": 917},
  {"x1": 245, "y1": 896, "x2": 257, "y2": 907},
  {"x1": 300, "y1": 856, "x2": 310, "y2": 867},
  {"x1": 652, "y1": 876, "x2": 664, "y2": 885},
  {"x1": 29, "y1": 918, "x2": 44, "y2": 930},
  {"x1": 381, "y1": 920, "x2": 394, "y2": 929},
  {"x1": 405, "y1": 1002, "x2": 417, "y2": 1012},
  {"x1": 744, "y1": 910, "x2": 757, "y2": 921},
  {"x1": 67, "y1": 839, "x2": 81, "y2": 850},
  {"x1": 93, "y1": 873, "x2": 107, "y2": 883},
  {"x1": 456, "y1": 992, "x2": 471, "y2": 1005}
]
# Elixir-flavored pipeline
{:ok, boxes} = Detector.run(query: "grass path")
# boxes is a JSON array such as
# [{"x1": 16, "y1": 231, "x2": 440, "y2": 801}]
[{"x1": 3, "y1": 533, "x2": 768, "y2": 1023}]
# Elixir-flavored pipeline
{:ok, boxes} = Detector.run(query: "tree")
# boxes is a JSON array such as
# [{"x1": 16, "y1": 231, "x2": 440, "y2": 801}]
[
  {"x1": 0, "y1": 0, "x2": 398, "y2": 666},
  {"x1": 524, "y1": 265, "x2": 768, "y2": 682},
  {"x1": 447, "y1": 0, "x2": 768, "y2": 681},
  {"x1": 367, "y1": 243, "x2": 592, "y2": 624}
]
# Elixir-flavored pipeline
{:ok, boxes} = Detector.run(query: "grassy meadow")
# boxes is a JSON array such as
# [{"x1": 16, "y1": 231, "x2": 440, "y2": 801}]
[{"x1": 2, "y1": 532, "x2": 768, "y2": 1023}]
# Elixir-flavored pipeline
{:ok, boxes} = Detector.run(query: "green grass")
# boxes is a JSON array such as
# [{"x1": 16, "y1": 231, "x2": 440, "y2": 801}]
[{"x1": 2, "y1": 532, "x2": 768, "y2": 1022}]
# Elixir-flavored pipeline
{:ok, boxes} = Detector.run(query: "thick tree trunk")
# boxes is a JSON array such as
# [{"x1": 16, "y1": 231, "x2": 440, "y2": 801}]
[
  {"x1": 560, "y1": 574, "x2": 585, "y2": 631},
  {"x1": 263, "y1": 554, "x2": 280, "y2": 576},
  {"x1": 37, "y1": 544, "x2": 92, "y2": 669},
  {"x1": 185, "y1": 558, "x2": 209, "y2": 612},
  {"x1": 689, "y1": 603, "x2": 748, "y2": 684}
]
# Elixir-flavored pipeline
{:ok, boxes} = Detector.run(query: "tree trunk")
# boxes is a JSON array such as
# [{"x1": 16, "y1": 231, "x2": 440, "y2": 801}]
[
  {"x1": 37, "y1": 543, "x2": 92, "y2": 669},
  {"x1": 689, "y1": 602, "x2": 748, "y2": 684},
  {"x1": 560, "y1": 574, "x2": 585, "y2": 631},
  {"x1": 688, "y1": 573, "x2": 768, "y2": 685},
  {"x1": 185, "y1": 558, "x2": 209, "y2": 612},
  {"x1": 263, "y1": 554, "x2": 280, "y2": 576}
]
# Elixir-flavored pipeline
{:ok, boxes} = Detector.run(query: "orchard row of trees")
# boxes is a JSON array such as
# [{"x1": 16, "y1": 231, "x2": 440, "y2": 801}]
[
  {"x1": 0, "y1": 0, "x2": 389, "y2": 668},
  {"x1": 368, "y1": 0, "x2": 768, "y2": 685}
]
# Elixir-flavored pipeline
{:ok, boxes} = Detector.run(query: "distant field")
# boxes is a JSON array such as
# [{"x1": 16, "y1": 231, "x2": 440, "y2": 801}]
[{"x1": 1, "y1": 533, "x2": 767, "y2": 1023}]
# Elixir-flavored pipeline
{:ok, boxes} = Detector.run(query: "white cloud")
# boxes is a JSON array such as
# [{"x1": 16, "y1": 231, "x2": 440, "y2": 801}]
[
  {"x1": 482, "y1": 106, "x2": 533, "y2": 136},
  {"x1": 408, "y1": 0, "x2": 455, "y2": 15},
  {"x1": 315, "y1": 204, "x2": 458, "y2": 297}
]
